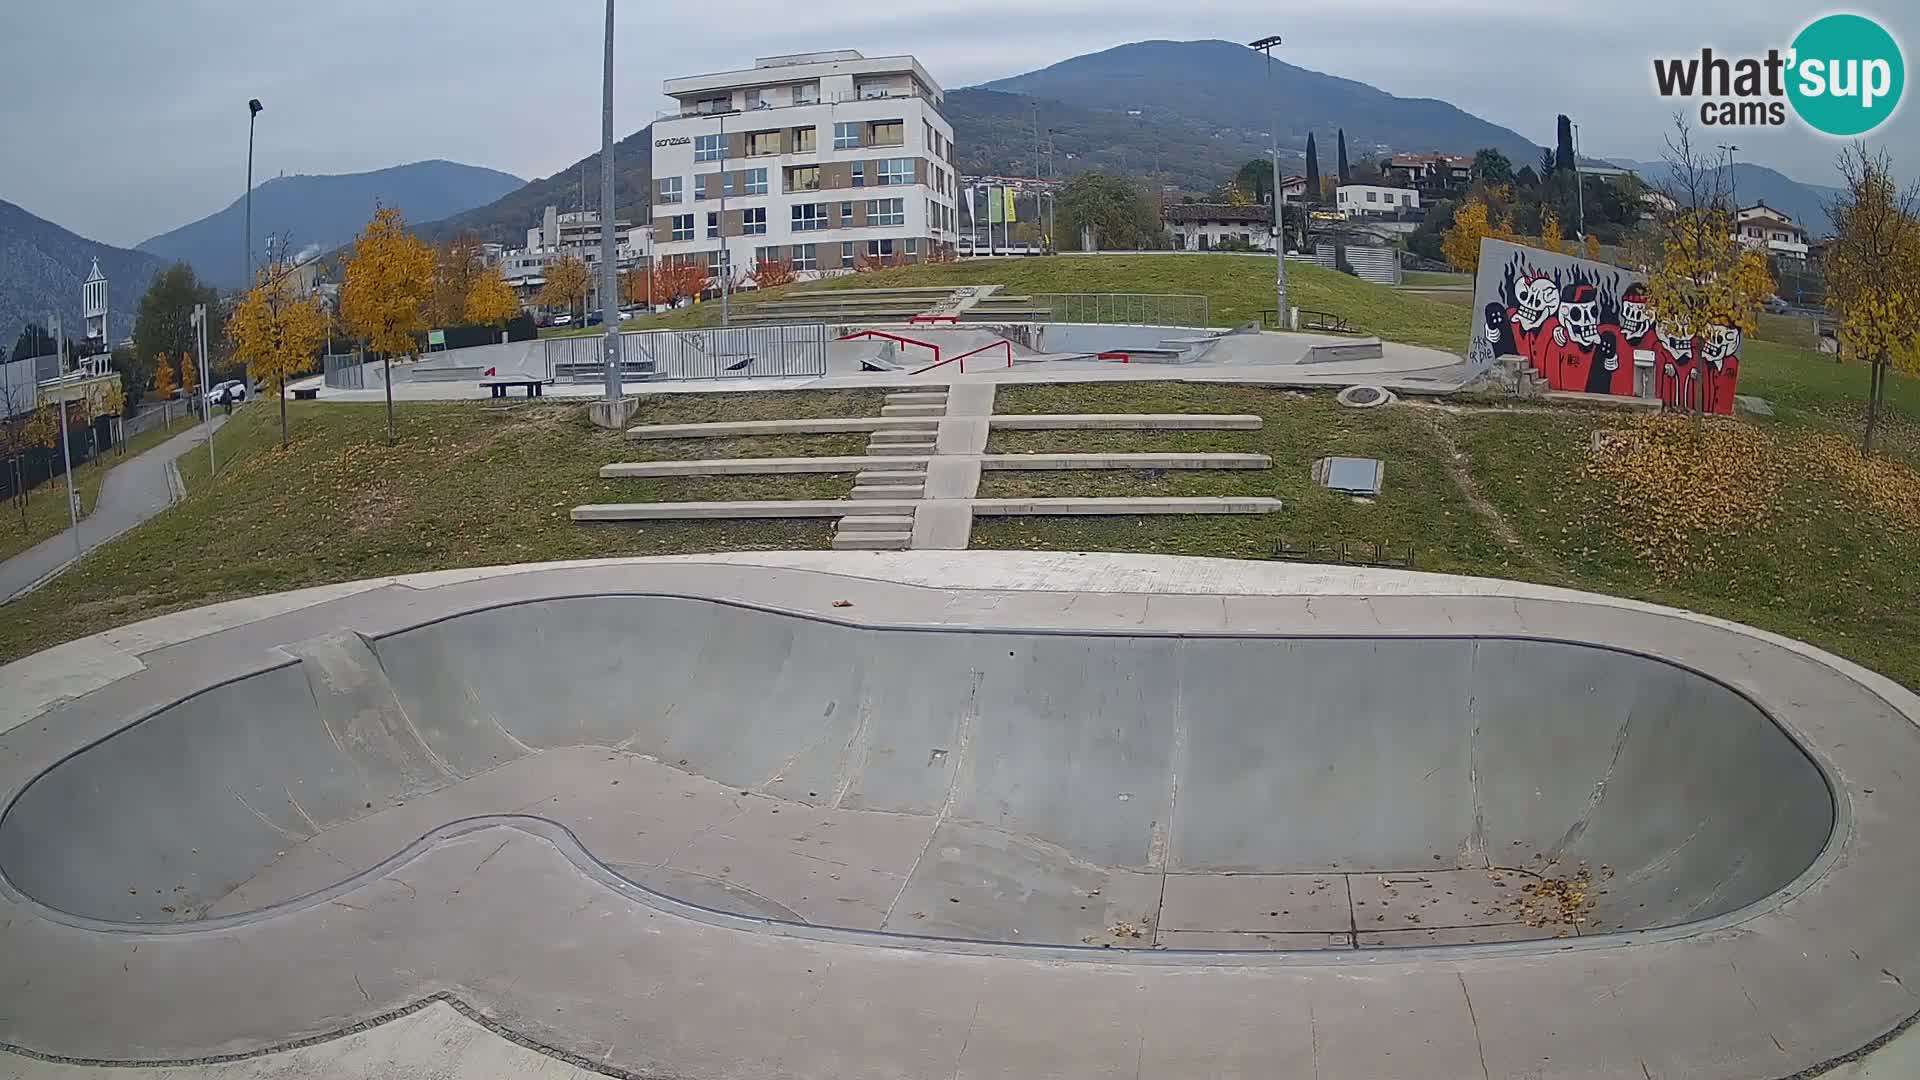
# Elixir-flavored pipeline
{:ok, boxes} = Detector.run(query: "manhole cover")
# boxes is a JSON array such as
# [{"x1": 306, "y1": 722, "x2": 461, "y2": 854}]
[{"x1": 1337, "y1": 385, "x2": 1396, "y2": 409}]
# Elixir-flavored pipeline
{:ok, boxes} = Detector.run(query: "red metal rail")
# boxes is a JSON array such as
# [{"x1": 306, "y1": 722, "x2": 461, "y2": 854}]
[
  {"x1": 911, "y1": 338, "x2": 1013, "y2": 375},
  {"x1": 837, "y1": 329, "x2": 939, "y2": 368},
  {"x1": 908, "y1": 314, "x2": 960, "y2": 325}
]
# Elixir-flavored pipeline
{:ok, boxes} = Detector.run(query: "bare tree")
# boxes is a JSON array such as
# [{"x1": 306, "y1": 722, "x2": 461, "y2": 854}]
[
  {"x1": 1825, "y1": 143, "x2": 1920, "y2": 458},
  {"x1": 0, "y1": 368, "x2": 34, "y2": 529}
]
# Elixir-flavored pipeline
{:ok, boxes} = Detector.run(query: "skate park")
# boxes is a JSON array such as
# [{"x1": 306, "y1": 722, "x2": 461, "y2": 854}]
[{"x1": 1, "y1": 551, "x2": 1918, "y2": 1078}]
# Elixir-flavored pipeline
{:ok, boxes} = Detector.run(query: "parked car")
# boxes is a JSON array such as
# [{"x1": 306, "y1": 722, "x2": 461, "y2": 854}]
[
  {"x1": 550, "y1": 313, "x2": 574, "y2": 326},
  {"x1": 585, "y1": 312, "x2": 603, "y2": 327},
  {"x1": 1765, "y1": 296, "x2": 1792, "y2": 314},
  {"x1": 207, "y1": 380, "x2": 248, "y2": 405}
]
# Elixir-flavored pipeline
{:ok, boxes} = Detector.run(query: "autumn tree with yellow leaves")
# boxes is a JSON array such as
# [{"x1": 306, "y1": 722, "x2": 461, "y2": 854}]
[
  {"x1": 152, "y1": 352, "x2": 176, "y2": 401},
  {"x1": 1539, "y1": 210, "x2": 1565, "y2": 254},
  {"x1": 538, "y1": 256, "x2": 591, "y2": 320},
  {"x1": 463, "y1": 265, "x2": 520, "y2": 326},
  {"x1": 181, "y1": 351, "x2": 199, "y2": 401},
  {"x1": 231, "y1": 259, "x2": 328, "y2": 448},
  {"x1": 428, "y1": 234, "x2": 485, "y2": 327},
  {"x1": 1645, "y1": 117, "x2": 1773, "y2": 425},
  {"x1": 1443, "y1": 198, "x2": 1493, "y2": 273},
  {"x1": 1824, "y1": 142, "x2": 1920, "y2": 458},
  {"x1": 341, "y1": 206, "x2": 434, "y2": 445}
]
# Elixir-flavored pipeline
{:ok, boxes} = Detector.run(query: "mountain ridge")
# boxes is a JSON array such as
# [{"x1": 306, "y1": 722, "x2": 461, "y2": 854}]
[{"x1": 0, "y1": 198, "x2": 168, "y2": 351}]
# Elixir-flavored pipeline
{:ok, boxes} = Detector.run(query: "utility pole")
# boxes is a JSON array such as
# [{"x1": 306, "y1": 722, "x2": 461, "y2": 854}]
[
  {"x1": 1571, "y1": 120, "x2": 1586, "y2": 239},
  {"x1": 1717, "y1": 143, "x2": 1741, "y2": 214},
  {"x1": 1032, "y1": 101, "x2": 1041, "y2": 252},
  {"x1": 192, "y1": 304, "x2": 214, "y2": 475},
  {"x1": 245, "y1": 99, "x2": 263, "y2": 285},
  {"x1": 1249, "y1": 35, "x2": 1288, "y2": 327},
  {"x1": 50, "y1": 313, "x2": 80, "y2": 563},
  {"x1": 598, "y1": 0, "x2": 622, "y2": 402}
]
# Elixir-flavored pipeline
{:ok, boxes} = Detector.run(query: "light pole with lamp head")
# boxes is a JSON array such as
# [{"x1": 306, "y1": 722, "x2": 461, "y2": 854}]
[
  {"x1": 1247, "y1": 35, "x2": 1288, "y2": 327},
  {"x1": 598, "y1": 0, "x2": 622, "y2": 404},
  {"x1": 1717, "y1": 143, "x2": 1741, "y2": 217},
  {"x1": 245, "y1": 99, "x2": 263, "y2": 285}
]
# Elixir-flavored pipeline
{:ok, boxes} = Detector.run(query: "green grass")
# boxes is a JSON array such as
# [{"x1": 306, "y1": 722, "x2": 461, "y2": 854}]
[
  {"x1": 621, "y1": 256, "x2": 1473, "y2": 352},
  {"x1": 0, "y1": 413, "x2": 197, "y2": 563},
  {"x1": 1754, "y1": 312, "x2": 1821, "y2": 350},
  {"x1": 974, "y1": 384, "x2": 1517, "y2": 575},
  {"x1": 1402, "y1": 271, "x2": 1472, "y2": 287},
  {"x1": 0, "y1": 394, "x2": 885, "y2": 663}
]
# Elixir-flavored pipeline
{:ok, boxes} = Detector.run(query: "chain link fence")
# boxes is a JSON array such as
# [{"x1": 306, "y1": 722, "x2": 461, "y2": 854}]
[
  {"x1": 1030, "y1": 293, "x2": 1211, "y2": 328},
  {"x1": 546, "y1": 324, "x2": 830, "y2": 382}
]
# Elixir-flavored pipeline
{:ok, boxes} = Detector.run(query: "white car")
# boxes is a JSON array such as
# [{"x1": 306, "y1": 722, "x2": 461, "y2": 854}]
[
  {"x1": 207, "y1": 380, "x2": 248, "y2": 405},
  {"x1": 550, "y1": 314, "x2": 574, "y2": 326}
]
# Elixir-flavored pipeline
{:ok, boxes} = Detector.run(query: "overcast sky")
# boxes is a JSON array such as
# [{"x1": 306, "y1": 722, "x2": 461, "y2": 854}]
[{"x1": 3, "y1": 1, "x2": 1913, "y2": 247}]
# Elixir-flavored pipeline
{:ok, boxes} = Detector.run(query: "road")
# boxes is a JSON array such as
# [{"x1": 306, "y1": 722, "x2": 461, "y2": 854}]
[{"x1": 0, "y1": 414, "x2": 228, "y2": 602}]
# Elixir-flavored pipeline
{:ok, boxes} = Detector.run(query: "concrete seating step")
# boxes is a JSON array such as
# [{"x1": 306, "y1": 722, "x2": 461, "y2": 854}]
[
  {"x1": 869, "y1": 430, "x2": 939, "y2": 445},
  {"x1": 852, "y1": 470, "x2": 927, "y2": 484},
  {"x1": 970, "y1": 497, "x2": 1286, "y2": 516},
  {"x1": 836, "y1": 514, "x2": 916, "y2": 532},
  {"x1": 851, "y1": 485, "x2": 925, "y2": 500},
  {"x1": 573, "y1": 500, "x2": 918, "y2": 521},
  {"x1": 880, "y1": 404, "x2": 947, "y2": 417},
  {"x1": 988, "y1": 414, "x2": 1263, "y2": 431},
  {"x1": 627, "y1": 417, "x2": 936, "y2": 440},
  {"x1": 830, "y1": 531, "x2": 914, "y2": 551},
  {"x1": 869, "y1": 442, "x2": 938, "y2": 456},
  {"x1": 601, "y1": 456, "x2": 927, "y2": 478},
  {"x1": 885, "y1": 392, "x2": 949, "y2": 404}
]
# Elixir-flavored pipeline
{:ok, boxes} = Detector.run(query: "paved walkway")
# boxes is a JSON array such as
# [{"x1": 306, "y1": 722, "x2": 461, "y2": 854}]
[{"x1": 0, "y1": 415, "x2": 227, "y2": 602}]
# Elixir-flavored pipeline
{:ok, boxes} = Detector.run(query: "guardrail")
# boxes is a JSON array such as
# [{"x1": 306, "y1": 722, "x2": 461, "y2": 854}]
[
  {"x1": 547, "y1": 324, "x2": 829, "y2": 382},
  {"x1": 1030, "y1": 293, "x2": 1211, "y2": 328}
]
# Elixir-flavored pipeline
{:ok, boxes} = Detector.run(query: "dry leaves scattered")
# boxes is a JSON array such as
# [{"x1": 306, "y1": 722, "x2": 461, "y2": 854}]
[
  {"x1": 1802, "y1": 433, "x2": 1920, "y2": 528},
  {"x1": 1586, "y1": 415, "x2": 1787, "y2": 577}
]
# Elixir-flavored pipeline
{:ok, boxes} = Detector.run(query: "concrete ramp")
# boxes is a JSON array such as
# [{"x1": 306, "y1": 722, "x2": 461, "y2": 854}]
[{"x1": 0, "y1": 596, "x2": 1832, "y2": 950}]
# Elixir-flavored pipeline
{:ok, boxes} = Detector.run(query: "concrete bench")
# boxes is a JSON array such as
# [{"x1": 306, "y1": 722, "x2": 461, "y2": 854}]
[{"x1": 291, "y1": 386, "x2": 320, "y2": 400}]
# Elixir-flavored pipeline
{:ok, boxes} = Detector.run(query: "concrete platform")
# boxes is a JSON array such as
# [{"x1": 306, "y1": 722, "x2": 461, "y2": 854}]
[
  {"x1": 0, "y1": 552, "x2": 1915, "y2": 1079},
  {"x1": 981, "y1": 453, "x2": 1271, "y2": 470},
  {"x1": 989, "y1": 413, "x2": 1263, "y2": 430},
  {"x1": 970, "y1": 497, "x2": 1284, "y2": 515}
]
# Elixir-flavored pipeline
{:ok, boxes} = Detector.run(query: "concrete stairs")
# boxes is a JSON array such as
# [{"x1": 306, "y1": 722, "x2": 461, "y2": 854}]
[
  {"x1": 1500, "y1": 356, "x2": 1550, "y2": 397},
  {"x1": 832, "y1": 389, "x2": 948, "y2": 551}
]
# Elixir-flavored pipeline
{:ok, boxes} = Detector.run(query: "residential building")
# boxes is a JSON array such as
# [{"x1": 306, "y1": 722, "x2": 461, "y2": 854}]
[
  {"x1": 498, "y1": 207, "x2": 655, "y2": 309},
  {"x1": 1737, "y1": 201, "x2": 1810, "y2": 261},
  {"x1": 1165, "y1": 203, "x2": 1274, "y2": 252},
  {"x1": 1384, "y1": 153, "x2": 1473, "y2": 194},
  {"x1": 1336, "y1": 184, "x2": 1420, "y2": 216},
  {"x1": 649, "y1": 50, "x2": 958, "y2": 283}
]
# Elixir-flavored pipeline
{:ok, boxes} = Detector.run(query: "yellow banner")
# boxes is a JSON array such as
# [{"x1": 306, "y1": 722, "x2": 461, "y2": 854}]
[{"x1": 1004, "y1": 187, "x2": 1017, "y2": 223}]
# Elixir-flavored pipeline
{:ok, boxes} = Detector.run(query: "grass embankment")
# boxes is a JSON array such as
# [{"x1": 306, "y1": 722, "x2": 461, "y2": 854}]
[
  {"x1": 612, "y1": 255, "x2": 1473, "y2": 352},
  {"x1": 0, "y1": 391, "x2": 882, "y2": 663},
  {"x1": 0, "y1": 414, "x2": 197, "y2": 563}
]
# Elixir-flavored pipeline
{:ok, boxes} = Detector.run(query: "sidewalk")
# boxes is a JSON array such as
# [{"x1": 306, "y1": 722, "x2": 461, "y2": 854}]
[{"x1": 0, "y1": 415, "x2": 228, "y2": 602}]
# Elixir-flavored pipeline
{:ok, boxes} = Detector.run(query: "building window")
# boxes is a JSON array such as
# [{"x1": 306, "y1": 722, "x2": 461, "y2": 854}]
[
  {"x1": 791, "y1": 243, "x2": 817, "y2": 272},
  {"x1": 1366, "y1": 190, "x2": 1377, "y2": 203},
  {"x1": 659, "y1": 176, "x2": 682, "y2": 204},
  {"x1": 670, "y1": 215, "x2": 694, "y2": 242},
  {"x1": 744, "y1": 168, "x2": 768, "y2": 196},
  {"x1": 869, "y1": 120, "x2": 904, "y2": 147},
  {"x1": 786, "y1": 165, "x2": 820, "y2": 192},
  {"x1": 867, "y1": 198, "x2": 904, "y2": 226},
  {"x1": 865, "y1": 238, "x2": 896, "y2": 258},
  {"x1": 792, "y1": 126, "x2": 816, "y2": 153},
  {"x1": 755, "y1": 245, "x2": 782, "y2": 264},
  {"x1": 791, "y1": 203, "x2": 828, "y2": 231},
  {"x1": 841, "y1": 241, "x2": 856, "y2": 268},
  {"x1": 904, "y1": 238, "x2": 918, "y2": 257},
  {"x1": 833, "y1": 122, "x2": 859, "y2": 150},
  {"x1": 746, "y1": 130, "x2": 779, "y2": 157},
  {"x1": 706, "y1": 212, "x2": 720, "y2": 239},
  {"x1": 707, "y1": 248, "x2": 731, "y2": 273},
  {"x1": 878, "y1": 158, "x2": 912, "y2": 186},
  {"x1": 694, "y1": 134, "x2": 723, "y2": 162},
  {"x1": 795, "y1": 82, "x2": 819, "y2": 105},
  {"x1": 742, "y1": 207, "x2": 766, "y2": 235},
  {"x1": 923, "y1": 121, "x2": 934, "y2": 149},
  {"x1": 851, "y1": 161, "x2": 864, "y2": 188},
  {"x1": 840, "y1": 201, "x2": 854, "y2": 222}
]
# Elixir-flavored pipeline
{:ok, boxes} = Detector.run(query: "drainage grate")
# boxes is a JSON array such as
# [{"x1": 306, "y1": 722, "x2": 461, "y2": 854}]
[{"x1": 1314, "y1": 456, "x2": 1385, "y2": 497}]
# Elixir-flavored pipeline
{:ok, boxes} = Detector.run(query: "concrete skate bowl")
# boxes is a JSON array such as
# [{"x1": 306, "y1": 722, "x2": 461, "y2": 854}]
[{"x1": 0, "y1": 595, "x2": 1835, "y2": 952}]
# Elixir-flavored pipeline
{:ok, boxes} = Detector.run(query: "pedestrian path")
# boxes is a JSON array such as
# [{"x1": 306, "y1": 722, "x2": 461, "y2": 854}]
[{"x1": 0, "y1": 416, "x2": 228, "y2": 602}]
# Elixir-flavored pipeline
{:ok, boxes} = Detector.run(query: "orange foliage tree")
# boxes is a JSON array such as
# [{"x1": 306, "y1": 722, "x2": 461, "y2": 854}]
[{"x1": 752, "y1": 258, "x2": 797, "y2": 288}]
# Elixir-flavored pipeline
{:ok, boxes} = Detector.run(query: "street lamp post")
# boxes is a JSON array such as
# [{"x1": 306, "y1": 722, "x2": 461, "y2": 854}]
[
  {"x1": 49, "y1": 313, "x2": 80, "y2": 563},
  {"x1": 1717, "y1": 143, "x2": 1741, "y2": 213},
  {"x1": 1571, "y1": 120, "x2": 1586, "y2": 240},
  {"x1": 1248, "y1": 35, "x2": 1288, "y2": 328},
  {"x1": 191, "y1": 304, "x2": 214, "y2": 475},
  {"x1": 245, "y1": 99, "x2": 263, "y2": 285},
  {"x1": 598, "y1": 0, "x2": 622, "y2": 403}
]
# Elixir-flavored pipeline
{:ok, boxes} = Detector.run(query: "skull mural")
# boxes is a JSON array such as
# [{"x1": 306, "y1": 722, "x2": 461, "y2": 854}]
[
  {"x1": 1516, "y1": 274, "x2": 1559, "y2": 330},
  {"x1": 1558, "y1": 283, "x2": 1601, "y2": 347},
  {"x1": 1700, "y1": 324, "x2": 1741, "y2": 368},
  {"x1": 1619, "y1": 284, "x2": 1655, "y2": 341}
]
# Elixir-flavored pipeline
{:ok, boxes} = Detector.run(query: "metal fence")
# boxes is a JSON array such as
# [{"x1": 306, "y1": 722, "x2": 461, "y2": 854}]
[
  {"x1": 546, "y1": 324, "x2": 829, "y2": 382},
  {"x1": 1030, "y1": 293, "x2": 1211, "y2": 328},
  {"x1": 322, "y1": 353, "x2": 365, "y2": 390}
]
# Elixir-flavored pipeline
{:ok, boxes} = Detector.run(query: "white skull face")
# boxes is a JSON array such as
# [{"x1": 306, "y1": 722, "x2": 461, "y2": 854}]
[
  {"x1": 1558, "y1": 289, "x2": 1600, "y2": 346},
  {"x1": 1701, "y1": 324, "x2": 1741, "y2": 367},
  {"x1": 1517, "y1": 277, "x2": 1558, "y2": 329},
  {"x1": 1620, "y1": 296, "x2": 1654, "y2": 339},
  {"x1": 1659, "y1": 319, "x2": 1695, "y2": 362}
]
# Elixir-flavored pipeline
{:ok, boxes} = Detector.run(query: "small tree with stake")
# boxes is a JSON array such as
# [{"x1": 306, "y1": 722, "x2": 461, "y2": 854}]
[
  {"x1": 1824, "y1": 142, "x2": 1920, "y2": 458},
  {"x1": 341, "y1": 206, "x2": 434, "y2": 446},
  {"x1": 230, "y1": 259, "x2": 328, "y2": 449}
]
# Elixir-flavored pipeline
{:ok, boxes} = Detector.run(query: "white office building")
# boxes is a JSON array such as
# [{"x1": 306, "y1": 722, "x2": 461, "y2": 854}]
[
  {"x1": 1336, "y1": 184, "x2": 1420, "y2": 216},
  {"x1": 649, "y1": 50, "x2": 959, "y2": 283}
]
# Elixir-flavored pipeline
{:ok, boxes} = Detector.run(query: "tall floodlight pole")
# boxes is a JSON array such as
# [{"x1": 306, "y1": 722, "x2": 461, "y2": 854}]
[
  {"x1": 718, "y1": 112, "x2": 731, "y2": 327},
  {"x1": 1717, "y1": 143, "x2": 1741, "y2": 215},
  {"x1": 192, "y1": 304, "x2": 214, "y2": 474},
  {"x1": 1249, "y1": 35, "x2": 1288, "y2": 326},
  {"x1": 49, "y1": 313, "x2": 80, "y2": 562},
  {"x1": 598, "y1": 0, "x2": 622, "y2": 401},
  {"x1": 245, "y1": 99, "x2": 263, "y2": 285},
  {"x1": 1570, "y1": 120, "x2": 1586, "y2": 239}
]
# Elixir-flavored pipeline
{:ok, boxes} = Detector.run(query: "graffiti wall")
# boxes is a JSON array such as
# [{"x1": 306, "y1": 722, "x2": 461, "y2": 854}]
[{"x1": 1466, "y1": 239, "x2": 1742, "y2": 414}]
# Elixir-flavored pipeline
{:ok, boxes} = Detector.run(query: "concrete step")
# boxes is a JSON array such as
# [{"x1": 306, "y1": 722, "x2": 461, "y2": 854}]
[
  {"x1": 831, "y1": 531, "x2": 914, "y2": 551},
  {"x1": 853, "y1": 470, "x2": 927, "y2": 484},
  {"x1": 869, "y1": 442, "x2": 938, "y2": 456},
  {"x1": 851, "y1": 485, "x2": 924, "y2": 500},
  {"x1": 869, "y1": 428, "x2": 939, "y2": 444},
  {"x1": 885, "y1": 392, "x2": 949, "y2": 405},
  {"x1": 573, "y1": 499, "x2": 918, "y2": 521},
  {"x1": 836, "y1": 514, "x2": 916, "y2": 532},
  {"x1": 880, "y1": 404, "x2": 947, "y2": 417}
]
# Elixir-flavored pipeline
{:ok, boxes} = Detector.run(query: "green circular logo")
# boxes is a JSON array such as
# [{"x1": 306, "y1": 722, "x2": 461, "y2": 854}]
[{"x1": 1788, "y1": 14, "x2": 1905, "y2": 135}]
